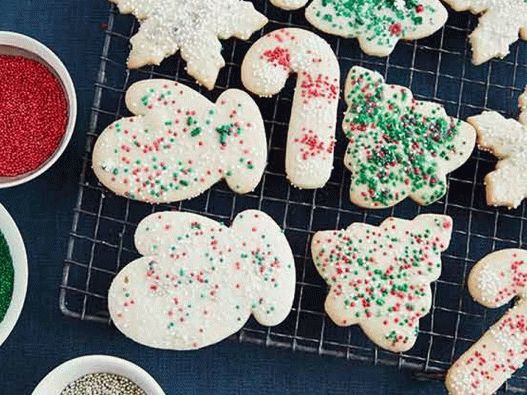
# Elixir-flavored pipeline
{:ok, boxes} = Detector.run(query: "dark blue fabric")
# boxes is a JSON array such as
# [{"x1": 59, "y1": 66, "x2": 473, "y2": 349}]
[{"x1": 0, "y1": 1, "x2": 446, "y2": 394}]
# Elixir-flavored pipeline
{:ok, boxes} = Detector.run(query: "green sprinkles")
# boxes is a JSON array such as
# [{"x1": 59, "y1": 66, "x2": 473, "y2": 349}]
[{"x1": 0, "y1": 230, "x2": 14, "y2": 323}]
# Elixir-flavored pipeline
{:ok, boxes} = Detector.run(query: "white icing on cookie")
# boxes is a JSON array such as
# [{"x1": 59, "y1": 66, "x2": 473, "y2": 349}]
[
  {"x1": 108, "y1": 210, "x2": 296, "y2": 350},
  {"x1": 271, "y1": 0, "x2": 448, "y2": 57},
  {"x1": 446, "y1": 249, "x2": 527, "y2": 395},
  {"x1": 241, "y1": 28, "x2": 340, "y2": 189},
  {"x1": 468, "y1": 91, "x2": 527, "y2": 209},
  {"x1": 520, "y1": 87, "x2": 527, "y2": 125},
  {"x1": 109, "y1": 0, "x2": 268, "y2": 89},
  {"x1": 92, "y1": 79, "x2": 267, "y2": 204},
  {"x1": 343, "y1": 66, "x2": 476, "y2": 209},
  {"x1": 311, "y1": 214, "x2": 453, "y2": 352},
  {"x1": 443, "y1": 0, "x2": 527, "y2": 65}
]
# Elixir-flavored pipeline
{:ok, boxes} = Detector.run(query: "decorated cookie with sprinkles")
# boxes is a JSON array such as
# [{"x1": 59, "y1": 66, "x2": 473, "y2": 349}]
[
  {"x1": 241, "y1": 28, "x2": 340, "y2": 189},
  {"x1": 110, "y1": 0, "x2": 267, "y2": 90},
  {"x1": 445, "y1": 249, "x2": 527, "y2": 395},
  {"x1": 343, "y1": 66, "x2": 476, "y2": 209},
  {"x1": 311, "y1": 214, "x2": 453, "y2": 352},
  {"x1": 92, "y1": 80, "x2": 267, "y2": 204},
  {"x1": 270, "y1": 0, "x2": 448, "y2": 57},
  {"x1": 468, "y1": 89, "x2": 527, "y2": 209},
  {"x1": 108, "y1": 209, "x2": 296, "y2": 350},
  {"x1": 443, "y1": 0, "x2": 527, "y2": 65}
]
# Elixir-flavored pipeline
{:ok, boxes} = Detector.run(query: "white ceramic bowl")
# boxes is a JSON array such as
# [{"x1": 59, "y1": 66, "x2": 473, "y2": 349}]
[
  {"x1": 32, "y1": 355, "x2": 166, "y2": 395},
  {"x1": 0, "y1": 31, "x2": 77, "y2": 188},
  {"x1": 0, "y1": 203, "x2": 28, "y2": 346}
]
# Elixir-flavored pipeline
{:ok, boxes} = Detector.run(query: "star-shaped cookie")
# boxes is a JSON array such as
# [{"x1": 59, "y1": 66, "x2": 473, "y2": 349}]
[{"x1": 110, "y1": 0, "x2": 268, "y2": 89}]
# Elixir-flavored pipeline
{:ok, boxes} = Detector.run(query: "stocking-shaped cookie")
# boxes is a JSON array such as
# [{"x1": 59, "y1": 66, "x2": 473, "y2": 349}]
[
  {"x1": 109, "y1": 210, "x2": 296, "y2": 350},
  {"x1": 270, "y1": 0, "x2": 448, "y2": 56},
  {"x1": 446, "y1": 249, "x2": 527, "y2": 395},
  {"x1": 242, "y1": 28, "x2": 340, "y2": 189},
  {"x1": 110, "y1": 0, "x2": 268, "y2": 89},
  {"x1": 92, "y1": 80, "x2": 267, "y2": 204},
  {"x1": 311, "y1": 214, "x2": 453, "y2": 352},
  {"x1": 468, "y1": 89, "x2": 527, "y2": 208},
  {"x1": 343, "y1": 66, "x2": 476, "y2": 208},
  {"x1": 443, "y1": 0, "x2": 527, "y2": 65}
]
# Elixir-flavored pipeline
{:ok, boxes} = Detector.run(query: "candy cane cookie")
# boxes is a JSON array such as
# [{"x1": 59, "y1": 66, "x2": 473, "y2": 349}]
[
  {"x1": 468, "y1": 88, "x2": 527, "y2": 209},
  {"x1": 446, "y1": 249, "x2": 527, "y2": 395},
  {"x1": 108, "y1": 210, "x2": 296, "y2": 350},
  {"x1": 343, "y1": 66, "x2": 476, "y2": 209},
  {"x1": 270, "y1": 0, "x2": 448, "y2": 57},
  {"x1": 92, "y1": 79, "x2": 267, "y2": 204},
  {"x1": 110, "y1": 0, "x2": 268, "y2": 90},
  {"x1": 241, "y1": 28, "x2": 340, "y2": 189},
  {"x1": 443, "y1": 0, "x2": 527, "y2": 65}
]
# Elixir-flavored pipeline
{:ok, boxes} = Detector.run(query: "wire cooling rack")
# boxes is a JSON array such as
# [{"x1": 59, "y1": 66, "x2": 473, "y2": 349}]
[{"x1": 60, "y1": 1, "x2": 527, "y2": 392}]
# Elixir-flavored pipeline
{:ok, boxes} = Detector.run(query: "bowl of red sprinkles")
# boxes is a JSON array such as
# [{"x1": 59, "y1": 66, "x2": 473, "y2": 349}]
[{"x1": 0, "y1": 31, "x2": 76, "y2": 187}]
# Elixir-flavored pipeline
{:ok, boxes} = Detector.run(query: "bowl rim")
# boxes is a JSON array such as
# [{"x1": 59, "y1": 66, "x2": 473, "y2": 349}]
[
  {"x1": 0, "y1": 203, "x2": 28, "y2": 347},
  {"x1": 0, "y1": 31, "x2": 77, "y2": 188},
  {"x1": 32, "y1": 354, "x2": 166, "y2": 395}
]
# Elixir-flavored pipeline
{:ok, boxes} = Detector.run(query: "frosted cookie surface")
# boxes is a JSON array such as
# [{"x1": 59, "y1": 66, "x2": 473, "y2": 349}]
[
  {"x1": 312, "y1": 214, "x2": 453, "y2": 352},
  {"x1": 108, "y1": 210, "x2": 296, "y2": 350},
  {"x1": 343, "y1": 66, "x2": 476, "y2": 208},
  {"x1": 110, "y1": 0, "x2": 267, "y2": 89},
  {"x1": 92, "y1": 80, "x2": 267, "y2": 204}
]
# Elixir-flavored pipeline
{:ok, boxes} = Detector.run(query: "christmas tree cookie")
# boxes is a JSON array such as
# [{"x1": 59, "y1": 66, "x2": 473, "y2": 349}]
[
  {"x1": 311, "y1": 214, "x2": 453, "y2": 352},
  {"x1": 446, "y1": 249, "x2": 527, "y2": 395},
  {"x1": 443, "y1": 0, "x2": 527, "y2": 65},
  {"x1": 109, "y1": 210, "x2": 296, "y2": 350},
  {"x1": 343, "y1": 66, "x2": 476, "y2": 209},
  {"x1": 468, "y1": 88, "x2": 527, "y2": 209},
  {"x1": 270, "y1": 0, "x2": 448, "y2": 57},
  {"x1": 92, "y1": 79, "x2": 267, "y2": 204},
  {"x1": 110, "y1": 0, "x2": 267, "y2": 89}
]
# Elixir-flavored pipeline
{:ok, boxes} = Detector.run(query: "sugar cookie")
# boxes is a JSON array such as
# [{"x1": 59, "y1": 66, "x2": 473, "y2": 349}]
[
  {"x1": 241, "y1": 28, "x2": 340, "y2": 189},
  {"x1": 270, "y1": 0, "x2": 448, "y2": 57},
  {"x1": 343, "y1": 66, "x2": 476, "y2": 209},
  {"x1": 311, "y1": 214, "x2": 453, "y2": 352},
  {"x1": 110, "y1": 0, "x2": 268, "y2": 90},
  {"x1": 92, "y1": 79, "x2": 267, "y2": 203},
  {"x1": 446, "y1": 249, "x2": 527, "y2": 395},
  {"x1": 108, "y1": 210, "x2": 296, "y2": 350},
  {"x1": 443, "y1": 0, "x2": 527, "y2": 65},
  {"x1": 468, "y1": 90, "x2": 527, "y2": 209}
]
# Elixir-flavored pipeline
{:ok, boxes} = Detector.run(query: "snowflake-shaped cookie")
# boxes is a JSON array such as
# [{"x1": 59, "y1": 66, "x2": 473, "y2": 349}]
[
  {"x1": 270, "y1": 0, "x2": 448, "y2": 56},
  {"x1": 311, "y1": 214, "x2": 453, "y2": 352},
  {"x1": 109, "y1": 210, "x2": 296, "y2": 350},
  {"x1": 443, "y1": 0, "x2": 527, "y2": 65},
  {"x1": 110, "y1": 0, "x2": 268, "y2": 89},
  {"x1": 468, "y1": 88, "x2": 527, "y2": 208},
  {"x1": 92, "y1": 79, "x2": 267, "y2": 203},
  {"x1": 343, "y1": 66, "x2": 476, "y2": 208}
]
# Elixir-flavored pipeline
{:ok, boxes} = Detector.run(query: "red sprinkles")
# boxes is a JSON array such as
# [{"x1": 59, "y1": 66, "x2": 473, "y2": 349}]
[{"x1": 0, "y1": 55, "x2": 68, "y2": 177}]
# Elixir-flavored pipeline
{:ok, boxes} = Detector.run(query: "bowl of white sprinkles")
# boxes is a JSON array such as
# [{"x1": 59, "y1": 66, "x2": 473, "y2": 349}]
[{"x1": 32, "y1": 355, "x2": 165, "y2": 395}]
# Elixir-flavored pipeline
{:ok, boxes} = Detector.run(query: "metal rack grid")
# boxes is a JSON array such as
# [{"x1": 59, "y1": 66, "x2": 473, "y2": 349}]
[{"x1": 60, "y1": 2, "x2": 527, "y2": 392}]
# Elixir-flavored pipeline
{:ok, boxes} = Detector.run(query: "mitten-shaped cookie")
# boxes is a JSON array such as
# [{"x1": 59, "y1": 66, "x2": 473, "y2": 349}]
[
  {"x1": 446, "y1": 249, "x2": 527, "y2": 395},
  {"x1": 312, "y1": 214, "x2": 453, "y2": 352},
  {"x1": 109, "y1": 210, "x2": 296, "y2": 350},
  {"x1": 92, "y1": 80, "x2": 267, "y2": 203}
]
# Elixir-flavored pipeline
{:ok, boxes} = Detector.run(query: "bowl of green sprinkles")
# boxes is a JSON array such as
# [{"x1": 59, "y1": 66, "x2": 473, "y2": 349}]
[
  {"x1": 32, "y1": 355, "x2": 165, "y2": 395},
  {"x1": 0, "y1": 203, "x2": 27, "y2": 347}
]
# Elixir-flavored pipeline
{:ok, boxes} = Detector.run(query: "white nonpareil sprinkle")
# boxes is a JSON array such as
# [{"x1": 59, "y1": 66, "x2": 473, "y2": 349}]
[{"x1": 60, "y1": 373, "x2": 146, "y2": 395}]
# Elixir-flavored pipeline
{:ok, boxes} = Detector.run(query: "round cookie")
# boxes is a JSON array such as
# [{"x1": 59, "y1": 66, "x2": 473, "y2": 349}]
[
  {"x1": 241, "y1": 28, "x2": 340, "y2": 189},
  {"x1": 343, "y1": 66, "x2": 476, "y2": 209},
  {"x1": 446, "y1": 249, "x2": 527, "y2": 395},
  {"x1": 110, "y1": 0, "x2": 268, "y2": 90},
  {"x1": 108, "y1": 210, "x2": 296, "y2": 350},
  {"x1": 311, "y1": 214, "x2": 453, "y2": 352},
  {"x1": 92, "y1": 79, "x2": 267, "y2": 204}
]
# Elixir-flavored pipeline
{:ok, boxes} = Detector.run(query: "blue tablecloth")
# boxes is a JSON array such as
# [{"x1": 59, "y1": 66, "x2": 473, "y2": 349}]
[{"x1": 0, "y1": 1, "x2": 446, "y2": 394}]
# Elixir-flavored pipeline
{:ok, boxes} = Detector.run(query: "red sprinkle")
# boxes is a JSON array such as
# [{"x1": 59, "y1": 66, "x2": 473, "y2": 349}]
[{"x1": 0, "y1": 55, "x2": 68, "y2": 177}]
